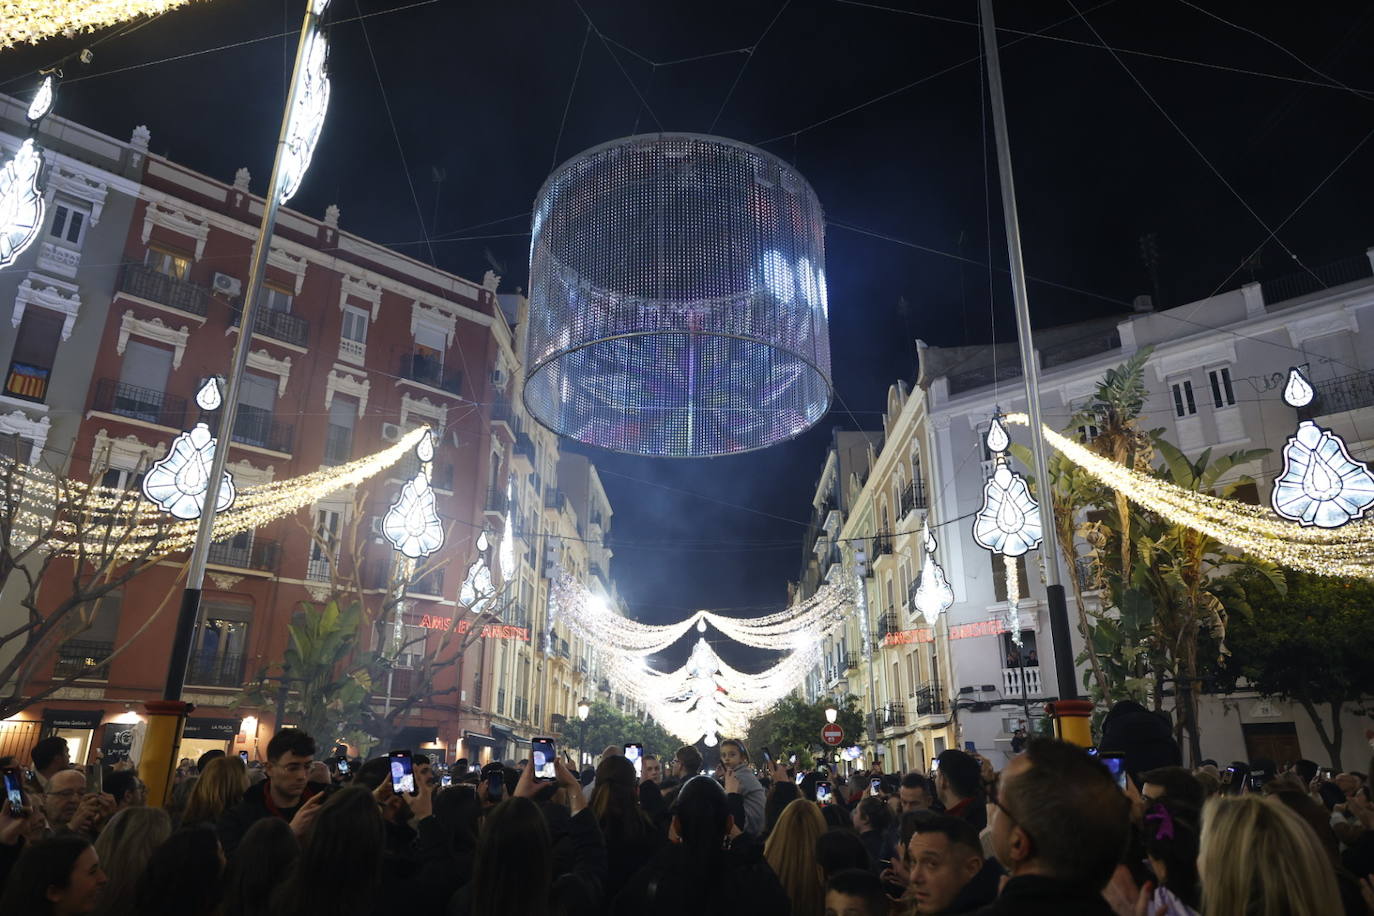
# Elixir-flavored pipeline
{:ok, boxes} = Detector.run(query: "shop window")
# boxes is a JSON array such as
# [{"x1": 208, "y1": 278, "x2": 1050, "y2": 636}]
[
  {"x1": 49, "y1": 201, "x2": 90, "y2": 248},
  {"x1": 5, "y1": 308, "x2": 63, "y2": 403},
  {"x1": 144, "y1": 246, "x2": 190, "y2": 281}
]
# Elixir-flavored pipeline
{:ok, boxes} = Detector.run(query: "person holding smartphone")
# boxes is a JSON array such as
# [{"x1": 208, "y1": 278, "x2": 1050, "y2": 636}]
[{"x1": 217, "y1": 728, "x2": 324, "y2": 854}]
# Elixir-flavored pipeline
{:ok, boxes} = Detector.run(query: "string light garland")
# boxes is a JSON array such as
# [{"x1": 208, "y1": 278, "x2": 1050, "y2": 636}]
[
  {"x1": 0, "y1": 1, "x2": 205, "y2": 49},
  {"x1": 277, "y1": 0, "x2": 331, "y2": 204},
  {"x1": 1002, "y1": 414, "x2": 1374, "y2": 578},
  {"x1": 1270, "y1": 367, "x2": 1374, "y2": 529}
]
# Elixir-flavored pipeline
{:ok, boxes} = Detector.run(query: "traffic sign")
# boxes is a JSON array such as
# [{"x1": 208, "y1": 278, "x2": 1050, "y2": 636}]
[{"x1": 821, "y1": 723, "x2": 844, "y2": 746}]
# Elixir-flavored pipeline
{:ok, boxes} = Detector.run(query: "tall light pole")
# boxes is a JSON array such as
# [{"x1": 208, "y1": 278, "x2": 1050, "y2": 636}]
[
  {"x1": 576, "y1": 699, "x2": 590, "y2": 767},
  {"x1": 141, "y1": 0, "x2": 334, "y2": 806},
  {"x1": 978, "y1": 0, "x2": 1089, "y2": 745}
]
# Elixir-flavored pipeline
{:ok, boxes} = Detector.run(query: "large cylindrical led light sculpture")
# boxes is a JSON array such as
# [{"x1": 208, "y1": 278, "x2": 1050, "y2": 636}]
[{"x1": 524, "y1": 133, "x2": 832, "y2": 458}]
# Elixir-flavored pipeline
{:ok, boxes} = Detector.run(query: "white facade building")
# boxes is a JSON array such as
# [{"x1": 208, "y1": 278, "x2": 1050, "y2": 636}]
[{"x1": 918, "y1": 251, "x2": 1374, "y2": 768}]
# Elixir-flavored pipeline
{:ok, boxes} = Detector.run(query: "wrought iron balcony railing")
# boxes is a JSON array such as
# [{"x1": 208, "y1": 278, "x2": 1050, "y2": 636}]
[
  {"x1": 399, "y1": 353, "x2": 462, "y2": 395},
  {"x1": 187, "y1": 652, "x2": 245, "y2": 688},
  {"x1": 229, "y1": 302, "x2": 309, "y2": 347},
  {"x1": 207, "y1": 537, "x2": 280, "y2": 572},
  {"x1": 93, "y1": 378, "x2": 187, "y2": 429},
  {"x1": 53, "y1": 640, "x2": 113, "y2": 679},
  {"x1": 1298, "y1": 369, "x2": 1374, "y2": 420},
  {"x1": 119, "y1": 262, "x2": 211, "y2": 317}
]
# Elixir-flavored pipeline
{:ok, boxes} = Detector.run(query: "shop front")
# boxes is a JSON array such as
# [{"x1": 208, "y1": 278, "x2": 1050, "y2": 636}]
[
  {"x1": 179, "y1": 717, "x2": 242, "y2": 765},
  {"x1": 41, "y1": 708, "x2": 105, "y2": 766},
  {"x1": 461, "y1": 731, "x2": 497, "y2": 767}
]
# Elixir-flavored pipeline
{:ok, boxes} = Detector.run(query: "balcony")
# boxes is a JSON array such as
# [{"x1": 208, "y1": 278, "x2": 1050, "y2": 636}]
[
  {"x1": 323, "y1": 424, "x2": 353, "y2": 466},
  {"x1": 872, "y1": 531, "x2": 894, "y2": 558},
  {"x1": 4, "y1": 361, "x2": 50, "y2": 402},
  {"x1": 53, "y1": 640, "x2": 113, "y2": 679},
  {"x1": 392, "y1": 452, "x2": 454, "y2": 490},
  {"x1": 842, "y1": 651, "x2": 858, "y2": 672},
  {"x1": 490, "y1": 398, "x2": 513, "y2": 427},
  {"x1": 913, "y1": 683, "x2": 946, "y2": 717},
  {"x1": 337, "y1": 337, "x2": 365, "y2": 365},
  {"x1": 230, "y1": 405, "x2": 294, "y2": 454},
  {"x1": 207, "y1": 537, "x2": 280, "y2": 573},
  {"x1": 410, "y1": 568, "x2": 445, "y2": 597},
  {"x1": 187, "y1": 653, "x2": 245, "y2": 688},
  {"x1": 1298, "y1": 369, "x2": 1374, "y2": 420},
  {"x1": 1262, "y1": 252, "x2": 1373, "y2": 304},
  {"x1": 544, "y1": 489, "x2": 566, "y2": 511},
  {"x1": 384, "y1": 668, "x2": 416, "y2": 697},
  {"x1": 306, "y1": 555, "x2": 334, "y2": 582},
  {"x1": 899, "y1": 478, "x2": 928, "y2": 517},
  {"x1": 589, "y1": 562, "x2": 607, "y2": 587},
  {"x1": 876, "y1": 610, "x2": 898, "y2": 641},
  {"x1": 513, "y1": 431, "x2": 535, "y2": 460},
  {"x1": 558, "y1": 639, "x2": 570, "y2": 659},
  {"x1": 398, "y1": 353, "x2": 462, "y2": 396},
  {"x1": 884, "y1": 702, "x2": 906, "y2": 728},
  {"x1": 229, "y1": 303, "x2": 310, "y2": 348},
  {"x1": 93, "y1": 378, "x2": 186, "y2": 429},
  {"x1": 119, "y1": 262, "x2": 211, "y2": 317},
  {"x1": 1002, "y1": 666, "x2": 1043, "y2": 697},
  {"x1": 485, "y1": 487, "x2": 509, "y2": 514}
]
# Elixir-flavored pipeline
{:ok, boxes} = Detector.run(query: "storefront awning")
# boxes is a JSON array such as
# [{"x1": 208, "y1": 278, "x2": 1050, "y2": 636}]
[{"x1": 462, "y1": 731, "x2": 497, "y2": 748}]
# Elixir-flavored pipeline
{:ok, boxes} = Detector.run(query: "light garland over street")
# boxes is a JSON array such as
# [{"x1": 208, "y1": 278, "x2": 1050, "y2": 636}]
[{"x1": 0, "y1": 1, "x2": 206, "y2": 49}]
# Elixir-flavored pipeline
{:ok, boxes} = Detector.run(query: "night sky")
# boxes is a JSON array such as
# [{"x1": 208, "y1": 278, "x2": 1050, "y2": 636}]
[{"x1": 8, "y1": 1, "x2": 1373, "y2": 669}]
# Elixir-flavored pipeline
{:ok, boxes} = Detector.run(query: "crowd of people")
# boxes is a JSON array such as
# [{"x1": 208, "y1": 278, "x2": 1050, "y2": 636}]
[{"x1": 1, "y1": 703, "x2": 1373, "y2": 915}]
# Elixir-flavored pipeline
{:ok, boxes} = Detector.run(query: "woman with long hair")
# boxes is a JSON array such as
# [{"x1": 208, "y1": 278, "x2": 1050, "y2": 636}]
[
  {"x1": 763, "y1": 779, "x2": 801, "y2": 839},
  {"x1": 271, "y1": 786, "x2": 383, "y2": 916},
  {"x1": 132, "y1": 824, "x2": 224, "y2": 916},
  {"x1": 763, "y1": 798, "x2": 828, "y2": 916},
  {"x1": 455, "y1": 758, "x2": 605, "y2": 916},
  {"x1": 1198, "y1": 794, "x2": 1342, "y2": 916},
  {"x1": 589, "y1": 754, "x2": 659, "y2": 899},
  {"x1": 182, "y1": 756, "x2": 249, "y2": 828},
  {"x1": 0, "y1": 835, "x2": 106, "y2": 916},
  {"x1": 216, "y1": 817, "x2": 298, "y2": 916},
  {"x1": 92, "y1": 806, "x2": 171, "y2": 916},
  {"x1": 612, "y1": 775, "x2": 790, "y2": 915}
]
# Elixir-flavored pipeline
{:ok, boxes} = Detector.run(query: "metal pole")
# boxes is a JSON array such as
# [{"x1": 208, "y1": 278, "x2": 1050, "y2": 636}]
[
  {"x1": 162, "y1": 1, "x2": 325, "y2": 701},
  {"x1": 978, "y1": 0, "x2": 1077, "y2": 702}
]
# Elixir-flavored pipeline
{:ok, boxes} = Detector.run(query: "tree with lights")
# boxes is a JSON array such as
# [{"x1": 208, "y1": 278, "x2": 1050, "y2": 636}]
[
  {"x1": 0, "y1": 447, "x2": 177, "y2": 720},
  {"x1": 745, "y1": 694, "x2": 864, "y2": 771},
  {"x1": 560, "y1": 699, "x2": 680, "y2": 764}
]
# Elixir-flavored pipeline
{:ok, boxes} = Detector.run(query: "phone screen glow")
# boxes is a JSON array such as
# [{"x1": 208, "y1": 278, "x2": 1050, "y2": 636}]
[
  {"x1": 389, "y1": 755, "x2": 415, "y2": 794},
  {"x1": 625, "y1": 744, "x2": 642, "y2": 779},
  {"x1": 532, "y1": 739, "x2": 557, "y2": 779},
  {"x1": 3, "y1": 772, "x2": 22, "y2": 810}
]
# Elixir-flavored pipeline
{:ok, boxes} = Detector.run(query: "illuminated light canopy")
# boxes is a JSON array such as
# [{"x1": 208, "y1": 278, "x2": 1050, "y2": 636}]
[
  {"x1": 1003, "y1": 554, "x2": 1023, "y2": 647},
  {"x1": 913, "y1": 520, "x2": 954, "y2": 625},
  {"x1": 142, "y1": 423, "x2": 236, "y2": 520},
  {"x1": 0, "y1": 139, "x2": 45, "y2": 269},
  {"x1": 383, "y1": 473, "x2": 443, "y2": 559},
  {"x1": 973, "y1": 458, "x2": 1044, "y2": 557},
  {"x1": 277, "y1": 25, "x2": 330, "y2": 203},
  {"x1": 524, "y1": 133, "x2": 832, "y2": 458},
  {"x1": 1271, "y1": 367, "x2": 1374, "y2": 529},
  {"x1": 0, "y1": 1, "x2": 204, "y2": 49},
  {"x1": 26, "y1": 75, "x2": 53, "y2": 122}
]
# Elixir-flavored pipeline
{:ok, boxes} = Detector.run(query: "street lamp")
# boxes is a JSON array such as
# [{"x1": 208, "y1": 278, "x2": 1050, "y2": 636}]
[
  {"x1": 576, "y1": 699, "x2": 590, "y2": 766},
  {"x1": 825, "y1": 705, "x2": 838, "y2": 724}
]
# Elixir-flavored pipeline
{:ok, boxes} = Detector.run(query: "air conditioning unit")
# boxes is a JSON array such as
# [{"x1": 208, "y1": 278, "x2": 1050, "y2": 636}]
[
  {"x1": 491, "y1": 368, "x2": 508, "y2": 388},
  {"x1": 213, "y1": 272, "x2": 242, "y2": 297},
  {"x1": 370, "y1": 517, "x2": 386, "y2": 544},
  {"x1": 381, "y1": 422, "x2": 401, "y2": 442}
]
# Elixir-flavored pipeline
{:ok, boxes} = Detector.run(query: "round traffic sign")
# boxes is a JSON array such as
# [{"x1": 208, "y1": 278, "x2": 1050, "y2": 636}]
[{"x1": 821, "y1": 723, "x2": 844, "y2": 746}]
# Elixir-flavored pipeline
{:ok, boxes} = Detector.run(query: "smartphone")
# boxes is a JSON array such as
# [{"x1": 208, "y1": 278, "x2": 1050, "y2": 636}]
[
  {"x1": 441, "y1": 773, "x2": 452, "y2": 787},
  {"x1": 1248, "y1": 771, "x2": 1270, "y2": 793},
  {"x1": 964, "y1": 741, "x2": 976, "y2": 753},
  {"x1": 870, "y1": 777, "x2": 882, "y2": 796},
  {"x1": 794, "y1": 771, "x2": 805, "y2": 786},
  {"x1": 335, "y1": 755, "x2": 350, "y2": 775},
  {"x1": 1086, "y1": 746, "x2": 1099, "y2": 757},
  {"x1": 239, "y1": 750, "x2": 249, "y2": 762},
  {"x1": 1322, "y1": 768, "x2": 1335, "y2": 780},
  {"x1": 531, "y1": 737, "x2": 557, "y2": 781},
  {"x1": 930, "y1": 757, "x2": 940, "y2": 775},
  {"x1": 388, "y1": 749, "x2": 417, "y2": 796},
  {"x1": 2, "y1": 767, "x2": 25, "y2": 818},
  {"x1": 486, "y1": 770, "x2": 503, "y2": 801},
  {"x1": 816, "y1": 781, "x2": 833, "y2": 805},
  {"x1": 761, "y1": 747, "x2": 772, "y2": 764},
  {"x1": 1100, "y1": 752, "x2": 1128, "y2": 790},
  {"x1": 624, "y1": 742, "x2": 643, "y2": 779}
]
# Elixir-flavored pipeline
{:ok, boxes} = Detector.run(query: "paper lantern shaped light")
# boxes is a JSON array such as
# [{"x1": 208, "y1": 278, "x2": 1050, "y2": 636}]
[{"x1": 1271, "y1": 367, "x2": 1374, "y2": 528}]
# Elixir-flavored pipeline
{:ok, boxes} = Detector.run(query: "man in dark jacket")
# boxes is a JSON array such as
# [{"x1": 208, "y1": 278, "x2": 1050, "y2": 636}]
[
  {"x1": 217, "y1": 728, "x2": 322, "y2": 853},
  {"x1": 934, "y1": 750, "x2": 987, "y2": 831},
  {"x1": 974, "y1": 739, "x2": 1129, "y2": 915},
  {"x1": 905, "y1": 813, "x2": 999, "y2": 914}
]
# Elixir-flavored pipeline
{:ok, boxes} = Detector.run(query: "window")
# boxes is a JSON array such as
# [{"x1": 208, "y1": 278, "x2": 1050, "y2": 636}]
[
  {"x1": 396, "y1": 623, "x2": 428, "y2": 668},
  {"x1": 49, "y1": 202, "x2": 90, "y2": 247},
  {"x1": 234, "y1": 372, "x2": 277, "y2": 447},
  {"x1": 144, "y1": 246, "x2": 189, "y2": 281},
  {"x1": 1076, "y1": 423, "x2": 1100, "y2": 442},
  {"x1": 5, "y1": 309, "x2": 63, "y2": 402},
  {"x1": 324, "y1": 395, "x2": 356, "y2": 466},
  {"x1": 190, "y1": 599, "x2": 250, "y2": 687},
  {"x1": 1208, "y1": 367, "x2": 1236, "y2": 408},
  {"x1": 991, "y1": 553, "x2": 1029, "y2": 603},
  {"x1": 263, "y1": 286, "x2": 293, "y2": 313},
  {"x1": 308, "y1": 507, "x2": 342, "y2": 579},
  {"x1": 100, "y1": 467, "x2": 145, "y2": 492},
  {"x1": 414, "y1": 325, "x2": 445, "y2": 369},
  {"x1": 341, "y1": 306, "x2": 368, "y2": 343},
  {"x1": 1171, "y1": 379, "x2": 1197, "y2": 418}
]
